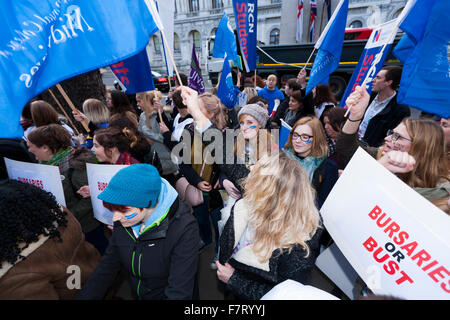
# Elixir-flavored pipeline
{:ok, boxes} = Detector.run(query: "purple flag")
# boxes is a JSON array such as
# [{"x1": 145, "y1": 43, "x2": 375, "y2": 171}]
[{"x1": 188, "y1": 45, "x2": 206, "y2": 94}]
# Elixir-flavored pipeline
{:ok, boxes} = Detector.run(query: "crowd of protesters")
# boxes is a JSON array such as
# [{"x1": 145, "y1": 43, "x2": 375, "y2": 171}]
[{"x1": 0, "y1": 63, "x2": 448, "y2": 300}]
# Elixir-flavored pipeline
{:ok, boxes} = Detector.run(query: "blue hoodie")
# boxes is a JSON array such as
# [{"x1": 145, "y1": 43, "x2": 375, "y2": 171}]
[{"x1": 130, "y1": 178, "x2": 178, "y2": 237}]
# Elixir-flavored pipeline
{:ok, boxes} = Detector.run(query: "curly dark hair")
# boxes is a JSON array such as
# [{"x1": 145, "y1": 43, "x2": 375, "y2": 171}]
[{"x1": 0, "y1": 180, "x2": 67, "y2": 268}]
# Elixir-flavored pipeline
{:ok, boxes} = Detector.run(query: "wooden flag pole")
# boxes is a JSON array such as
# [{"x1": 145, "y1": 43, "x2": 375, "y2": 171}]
[
  {"x1": 159, "y1": 29, "x2": 183, "y2": 87},
  {"x1": 55, "y1": 84, "x2": 90, "y2": 132},
  {"x1": 48, "y1": 89, "x2": 80, "y2": 135}
]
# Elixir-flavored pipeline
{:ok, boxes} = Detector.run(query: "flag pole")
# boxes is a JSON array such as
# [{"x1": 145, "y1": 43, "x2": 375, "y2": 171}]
[
  {"x1": 55, "y1": 84, "x2": 90, "y2": 133},
  {"x1": 344, "y1": 0, "x2": 416, "y2": 117},
  {"x1": 48, "y1": 89, "x2": 81, "y2": 135},
  {"x1": 160, "y1": 30, "x2": 183, "y2": 86},
  {"x1": 302, "y1": 47, "x2": 316, "y2": 71}
]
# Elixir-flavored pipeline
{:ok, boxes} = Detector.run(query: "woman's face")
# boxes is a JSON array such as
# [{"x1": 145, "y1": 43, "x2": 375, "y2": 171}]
[
  {"x1": 324, "y1": 116, "x2": 339, "y2": 141},
  {"x1": 291, "y1": 124, "x2": 314, "y2": 157},
  {"x1": 240, "y1": 114, "x2": 260, "y2": 140},
  {"x1": 288, "y1": 96, "x2": 301, "y2": 111},
  {"x1": 27, "y1": 141, "x2": 53, "y2": 161},
  {"x1": 383, "y1": 123, "x2": 412, "y2": 155},
  {"x1": 92, "y1": 136, "x2": 110, "y2": 163},
  {"x1": 112, "y1": 206, "x2": 147, "y2": 228},
  {"x1": 106, "y1": 92, "x2": 113, "y2": 108}
]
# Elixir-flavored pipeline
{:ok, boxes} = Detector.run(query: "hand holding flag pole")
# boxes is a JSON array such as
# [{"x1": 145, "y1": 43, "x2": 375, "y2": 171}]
[
  {"x1": 55, "y1": 84, "x2": 90, "y2": 133},
  {"x1": 344, "y1": 0, "x2": 417, "y2": 117}
]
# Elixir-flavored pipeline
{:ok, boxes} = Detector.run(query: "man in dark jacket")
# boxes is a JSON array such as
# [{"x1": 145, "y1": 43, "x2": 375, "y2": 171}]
[
  {"x1": 357, "y1": 66, "x2": 410, "y2": 147},
  {"x1": 77, "y1": 164, "x2": 199, "y2": 300}
]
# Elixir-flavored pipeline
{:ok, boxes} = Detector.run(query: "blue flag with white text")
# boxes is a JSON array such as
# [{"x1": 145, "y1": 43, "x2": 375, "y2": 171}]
[
  {"x1": 213, "y1": 13, "x2": 240, "y2": 68},
  {"x1": 217, "y1": 56, "x2": 240, "y2": 109},
  {"x1": 393, "y1": 0, "x2": 449, "y2": 118},
  {"x1": 279, "y1": 119, "x2": 292, "y2": 150},
  {"x1": 305, "y1": 0, "x2": 348, "y2": 96},
  {"x1": 0, "y1": 0, "x2": 159, "y2": 139},
  {"x1": 110, "y1": 48, "x2": 155, "y2": 94},
  {"x1": 232, "y1": 0, "x2": 257, "y2": 72}
]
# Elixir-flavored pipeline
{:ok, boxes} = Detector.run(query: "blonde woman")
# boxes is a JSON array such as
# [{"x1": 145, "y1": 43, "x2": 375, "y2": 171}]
[
  {"x1": 216, "y1": 152, "x2": 322, "y2": 299},
  {"x1": 73, "y1": 98, "x2": 110, "y2": 148},
  {"x1": 336, "y1": 85, "x2": 449, "y2": 201},
  {"x1": 284, "y1": 116, "x2": 339, "y2": 209}
]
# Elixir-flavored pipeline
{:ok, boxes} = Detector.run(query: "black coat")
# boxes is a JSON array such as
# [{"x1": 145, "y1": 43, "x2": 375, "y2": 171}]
[
  {"x1": 362, "y1": 93, "x2": 410, "y2": 147},
  {"x1": 219, "y1": 203, "x2": 322, "y2": 300},
  {"x1": 77, "y1": 198, "x2": 199, "y2": 300}
]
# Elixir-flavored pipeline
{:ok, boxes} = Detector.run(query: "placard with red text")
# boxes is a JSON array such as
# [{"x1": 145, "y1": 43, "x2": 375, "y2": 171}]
[
  {"x1": 5, "y1": 157, "x2": 66, "y2": 206},
  {"x1": 320, "y1": 148, "x2": 450, "y2": 300},
  {"x1": 86, "y1": 163, "x2": 127, "y2": 225}
]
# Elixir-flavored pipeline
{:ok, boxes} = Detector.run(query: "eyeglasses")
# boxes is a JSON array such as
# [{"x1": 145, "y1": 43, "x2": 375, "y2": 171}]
[
  {"x1": 292, "y1": 132, "x2": 313, "y2": 142},
  {"x1": 386, "y1": 129, "x2": 412, "y2": 142}
]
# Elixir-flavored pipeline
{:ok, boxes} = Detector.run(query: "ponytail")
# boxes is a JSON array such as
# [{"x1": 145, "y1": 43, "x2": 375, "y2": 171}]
[{"x1": 122, "y1": 127, "x2": 138, "y2": 149}]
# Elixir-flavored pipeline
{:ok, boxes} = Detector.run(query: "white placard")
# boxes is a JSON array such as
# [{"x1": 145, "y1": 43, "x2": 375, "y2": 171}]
[
  {"x1": 5, "y1": 157, "x2": 66, "y2": 206},
  {"x1": 86, "y1": 163, "x2": 128, "y2": 225},
  {"x1": 320, "y1": 148, "x2": 450, "y2": 300}
]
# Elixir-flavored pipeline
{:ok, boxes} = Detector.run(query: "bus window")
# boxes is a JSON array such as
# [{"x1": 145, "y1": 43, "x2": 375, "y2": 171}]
[{"x1": 344, "y1": 28, "x2": 373, "y2": 40}]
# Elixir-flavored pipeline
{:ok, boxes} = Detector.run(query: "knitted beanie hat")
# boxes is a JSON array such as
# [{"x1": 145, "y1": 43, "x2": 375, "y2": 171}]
[
  {"x1": 238, "y1": 103, "x2": 269, "y2": 128},
  {"x1": 98, "y1": 164, "x2": 162, "y2": 208}
]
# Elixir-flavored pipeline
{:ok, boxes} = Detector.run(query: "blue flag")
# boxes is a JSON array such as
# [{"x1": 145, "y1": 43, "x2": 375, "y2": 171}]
[
  {"x1": 305, "y1": 0, "x2": 348, "y2": 96},
  {"x1": 339, "y1": 19, "x2": 397, "y2": 106},
  {"x1": 279, "y1": 119, "x2": 292, "y2": 150},
  {"x1": 393, "y1": 0, "x2": 449, "y2": 118},
  {"x1": 232, "y1": 0, "x2": 257, "y2": 72},
  {"x1": 110, "y1": 48, "x2": 155, "y2": 94},
  {"x1": 217, "y1": 56, "x2": 240, "y2": 109},
  {"x1": 0, "y1": 0, "x2": 159, "y2": 139},
  {"x1": 213, "y1": 13, "x2": 240, "y2": 68}
]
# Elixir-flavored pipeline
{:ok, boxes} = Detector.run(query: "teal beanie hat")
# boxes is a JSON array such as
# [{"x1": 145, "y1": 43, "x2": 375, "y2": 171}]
[{"x1": 98, "y1": 164, "x2": 162, "y2": 208}]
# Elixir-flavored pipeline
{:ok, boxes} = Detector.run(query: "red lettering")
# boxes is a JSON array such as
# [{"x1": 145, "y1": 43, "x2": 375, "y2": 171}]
[
  {"x1": 110, "y1": 61, "x2": 124, "y2": 68},
  {"x1": 411, "y1": 249, "x2": 431, "y2": 267},
  {"x1": 363, "y1": 236, "x2": 377, "y2": 252},
  {"x1": 393, "y1": 231, "x2": 409, "y2": 246},
  {"x1": 368, "y1": 205, "x2": 382, "y2": 220},
  {"x1": 428, "y1": 266, "x2": 450, "y2": 283},
  {"x1": 376, "y1": 213, "x2": 392, "y2": 228},
  {"x1": 441, "y1": 280, "x2": 450, "y2": 293},
  {"x1": 422, "y1": 260, "x2": 439, "y2": 272},
  {"x1": 400, "y1": 241, "x2": 418, "y2": 256},
  {"x1": 383, "y1": 260, "x2": 399, "y2": 275},
  {"x1": 396, "y1": 271, "x2": 414, "y2": 285},
  {"x1": 373, "y1": 247, "x2": 389, "y2": 263},
  {"x1": 384, "y1": 221, "x2": 400, "y2": 238},
  {"x1": 120, "y1": 77, "x2": 129, "y2": 85},
  {"x1": 114, "y1": 67, "x2": 129, "y2": 75},
  {"x1": 363, "y1": 54, "x2": 374, "y2": 66},
  {"x1": 236, "y1": 3, "x2": 247, "y2": 13}
]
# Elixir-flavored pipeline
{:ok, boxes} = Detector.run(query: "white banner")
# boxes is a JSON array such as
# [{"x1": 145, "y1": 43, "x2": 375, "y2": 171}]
[
  {"x1": 86, "y1": 163, "x2": 128, "y2": 226},
  {"x1": 320, "y1": 148, "x2": 450, "y2": 300},
  {"x1": 5, "y1": 158, "x2": 66, "y2": 206}
]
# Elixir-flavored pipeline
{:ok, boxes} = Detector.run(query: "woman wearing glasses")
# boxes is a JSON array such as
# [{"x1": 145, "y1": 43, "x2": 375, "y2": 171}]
[
  {"x1": 284, "y1": 116, "x2": 339, "y2": 209},
  {"x1": 336, "y1": 85, "x2": 449, "y2": 201}
]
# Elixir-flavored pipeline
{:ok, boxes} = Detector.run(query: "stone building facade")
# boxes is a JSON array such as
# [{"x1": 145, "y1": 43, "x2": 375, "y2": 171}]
[{"x1": 146, "y1": 0, "x2": 408, "y2": 83}]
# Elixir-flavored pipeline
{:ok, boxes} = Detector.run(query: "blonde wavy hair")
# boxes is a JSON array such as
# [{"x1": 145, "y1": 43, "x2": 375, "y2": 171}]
[
  {"x1": 241, "y1": 152, "x2": 321, "y2": 263},
  {"x1": 199, "y1": 92, "x2": 226, "y2": 130},
  {"x1": 82, "y1": 98, "x2": 110, "y2": 124}
]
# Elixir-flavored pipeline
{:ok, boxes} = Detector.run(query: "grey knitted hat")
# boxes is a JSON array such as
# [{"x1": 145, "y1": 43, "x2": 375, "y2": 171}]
[{"x1": 238, "y1": 104, "x2": 269, "y2": 128}]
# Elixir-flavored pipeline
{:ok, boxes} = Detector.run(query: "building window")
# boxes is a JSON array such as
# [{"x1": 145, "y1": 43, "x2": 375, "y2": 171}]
[
  {"x1": 174, "y1": 33, "x2": 180, "y2": 53},
  {"x1": 270, "y1": 28, "x2": 280, "y2": 45},
  {"x1": 192, "y1": 31, "x2": 201, "y2": 50},
  {"x1": 212, "y1": 0, "x2": 223, "y2": 9},
  {"x1": 189, "y1": 0, "x2": 199, "y2": 12},
  {"x1": 349, "y1": 20, "x2": 363, "y2": 29},
  {"x1": 152, "y1": 35, "x2": 161, "y2": 53},
  {"x1": 271, "y1": 0, "x2": 281, "y2": 3}
]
